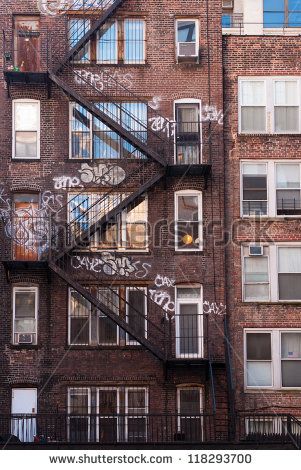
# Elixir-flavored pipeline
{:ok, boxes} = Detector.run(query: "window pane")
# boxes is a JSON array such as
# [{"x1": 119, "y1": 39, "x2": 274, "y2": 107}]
[
  {"x1": 128, "y1": 389, "x2": 146, "y2": 411},
  {"x1": 264, "y1": 0, "x2": 284, "y2": 11},
  {"x1": 15, "y1": 131, "x2": 37, "y2": 158},
  {"x1": 93, "y1": 102, "x2": 120, "y2": 159},
  {"x1": 276, "y1": 164, "x2": 300, "y2": 188},
  {"x1": 275, "y1": 81, "x2": 298, "y2": 105},
  {"x1": 242, "y1": 163, "x2": 267, "y2": 175},
  {"x1": 69, "y1": 389, "x2": 89, "y2": 413},
  {"x1": 99, "y1": 389, "x2": 117, "y2": 413},
  {"x1": 179, "y1": 303, "x2": 199, "y2": 355},
  {"x1": 98, "y1": 21, "x2": 117, "y2": 63},
  {"x1": 179, "y1": 389, "x2": 200, "y2": 414},
  {"x1": 69, "y1": 19, "x2": 90, "y2": 62},
  {"x1": 247, "y1": 361, "x2": 272, "y2": 386},
  {"x1": 127, "y1": 289, "x2": 146, "y2": 339},
  {"x1": 241, "y1": 82, "x2": 265, "y2": 106},
  {"x1": 124, "y1": 20, "x2": 145, "y2": 63},
  {"x1": 177, "y1": 288, "x2": 201, "y2": 299},
  {"x1": 264, "y1": 12, "x2": 285, "y2": 27},
  {"x1": 177, "y1": 195, "x2": 199, "y2": 221},
  {"x1": 244, "y1": 284, "x2": 270, "y2": 301},
  {"x1": 289, "y1": 12, "x2": 301, "y2": 26},
  {"x1": 15, "y1": 291, "x2": 36, "y2": 318},
  {"x1": 274, "y1": 107, "x2": 299, "y2": 132},
  {"x1": 278, "y1": 247, "x2": 301, "y2": 272},
  {"x1": 279, "y1": 273, "x2": 301, "y2": 300},
  {"x1": 289, "y1": 0, "x2": 301, "y2": 8},
  {"x1": 281, "y1": 333, "x2": 301, "y2": 358},
  {"x1": 241, "y1": 107, "x2": 266, "y2": 133},
  {"x1": 70, "y1": 318, "x2": 90, "y2": 344},
  {"x1": 247, "y1": 333, "x2": 271, "y2": 360},
  {"x1": 177, "y1": 21, "x2": 196, "y2": 42},
  {"x1": 98, "y1": 288, "x2": 118, "y2": 345},
  {"x1": 244, "y1": 257, "x2": 269, "y2": 283},
  {"x1": 277, "y1": 189, "x2": 301, "y2": 214},
  {"x1": 15, "y1": 318, "x2": 36, "y2": 333},
  {"x1": 282, "y1": 361, "x2": 301, "y2": 386},
  {"x1": 15, "y1": 102, "x2": 38, "y2": 130}
]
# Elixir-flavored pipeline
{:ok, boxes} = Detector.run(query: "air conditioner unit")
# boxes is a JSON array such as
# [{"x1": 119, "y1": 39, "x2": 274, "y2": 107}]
[
  {"x1": 17, "y1": 333, "x2": 33, "y2": 344},
  {"x1": 222, "y1": 0, "x2": 234, "y2": 8},
  {"x1": 249, "y1": 245, "x2": 263, "y2": 256},
  {"x1": 178, "y1": 42, "x2": 197, "y2": 57}
]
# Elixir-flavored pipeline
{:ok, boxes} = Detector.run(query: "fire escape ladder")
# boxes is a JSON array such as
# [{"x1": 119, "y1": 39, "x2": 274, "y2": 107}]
[
  {"x1": 52, "y1": 0, "x2": 126, "y2": 74},
  {"x1": 48, "y1": 259, "x2": 167, "y2": 362}
]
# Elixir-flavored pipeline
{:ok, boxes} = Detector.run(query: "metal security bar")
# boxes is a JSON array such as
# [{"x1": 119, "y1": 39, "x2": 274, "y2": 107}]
[{"x1": 0, "y1": 413, "x2": 227, "y2": 444}]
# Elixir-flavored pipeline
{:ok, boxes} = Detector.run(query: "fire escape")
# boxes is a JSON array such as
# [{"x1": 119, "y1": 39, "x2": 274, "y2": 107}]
[{"x1": 2, "y1": 1, "x2": 217, "y2": 376}]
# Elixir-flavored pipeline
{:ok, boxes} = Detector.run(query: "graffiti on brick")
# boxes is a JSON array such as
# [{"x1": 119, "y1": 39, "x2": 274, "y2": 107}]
[
  {"x1": 79, "y1": 163, "x2": 126, "y2": 185},
  {"x1": 71, "y1": 253, "x2": 151, "y2": 279},
  {"x1": 148, "y1": 116, "x2": 176, "y2": 138},
  {"x1": 75, "y1": 69, "x2": 133, "y2": 91},
  {"x1": 203, "y1": 301, "x2": 227, "y2": 316},
  {"x1": 154, "y1": 274, "x2": 175, "y2": 288},
  {"x1": 149, "y1": 289, "x2": 175, "y2": 313},
  {"x1": 202, "y1": 105, "x2": 223, "y2": 125}
]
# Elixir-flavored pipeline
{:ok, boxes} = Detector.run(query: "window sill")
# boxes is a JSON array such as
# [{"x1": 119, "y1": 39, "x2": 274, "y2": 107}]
[
  {"x1": 11, "y1": 158, "x2": 41, "y2": 162},
  {"x1": 66, "y1": 345, "x2": 144, "y2": 351},
  {"x1": 241, "y1": 215, "x2": 301, "y2": 220},
  {"x1": 9, "y1": 344, "x2": 40, "y2": 350},
  {"x1": 241, "y1": 301, "x2": 301, "y2": 305},
  {"x1": 73, "y1": 62, "x2": 149, "y2": 68},
  {"x1": 239, "y1": 132, "x2": 301, "y2": 137},
  {"x1": 245, "y1": 387, "x2": 301, "y2": 392}
]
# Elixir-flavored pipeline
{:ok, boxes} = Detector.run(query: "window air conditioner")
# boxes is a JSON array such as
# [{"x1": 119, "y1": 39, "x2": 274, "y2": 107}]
[
  {"x1": 18, "y1": 333, "x2": 33, "y2": 344},
  {"x1": 222, "y1": 0, "x2": 234, "y2": 8},
  {"x1": 249, "y1": 245, "x2": 263, "y2": 256},
  {"x1": 178, "y1": 42, "x2": 197, "y2": 57}
]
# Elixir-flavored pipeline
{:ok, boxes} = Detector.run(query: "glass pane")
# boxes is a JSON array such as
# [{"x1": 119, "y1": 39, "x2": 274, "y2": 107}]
[
  {"x1": 247, "y1": 361, "x2": 272, "y2": 386},
  {"x1": 243, "y1": 176, "x2": 267, "y2": 200},
  {"x1": 70, "y1": 318, "x2": 90, "y2": 344},
  {"x1": 288, "y1": 12, "x2": 301, "y2": 26},
  {"x1": 15, "y1": 291, "x2": 36, "y2": 318},
  {"x1": 244, "y1": 284, "x2": 270, "y2": 301},
  {"x1": 127, "y1": 417, "x2": 146, "y2": 442},
  {"x1": 241, "y1": 107, "x2": 266, "y2": 132},
  {"x1": 242, "y1": 163, "x2": 267, "y2": 175},
  {"x1": 179, "y1": 389, "x2": 200, "y2": 414},
  {"x1": 244, "y1": 257, "x2": 269, "y2": 283},
  {"x1": 70, "y1": 290, "x2": 90, "y2": 316},
  {"x1": 274, "y1": 107, "x2": 299, "y2": 132},
  {"x1": 99, "y1": 389, "x2": 117, "y2": 414},
  {"x1": 277, "y1": 189, "x2": 301, "y2": 214},
  {"x1": 282, "y1": 361, "x2": 301, "y2": 386},
  {"x1": 127, "y1": 290, "x2": 146, "y2": 339},
  {"x1": 124, "y1": 19, "x2": 144, "y2": 63},
  {"x1": 15, "y1": 102, "x2": 38, "y2": 130},
  {"x1": 281, "y1": 333, "x2": 301, "y2": 358},
  {"x1": 264, "y1": 0, "x2": 284, "y2": 11},
  {"x1": 15, "y1": 318, "x2": 36, "y2": 333},
  {"x1": 279, "y1": 273, "x2": 301, "y2": 300},
  {"x1": 275, "y1": 81, "x2": 298, "y2": 105},
  {"x1": 276, "y1": 164, "x2": 300, "y2": 188},
  {"x1": 98, "y1": 21, "x2": 117, "y2": 63},
  {"x1": 15, "y1": 131, "x2": 37, "y2": 159},
  {"x1": 177, "y1": 288, "x2": 201, "y2": 299},
  {"x1": 179, "y1": 303, "x2": 199, "y2": 355},
  {"x1": 69, "y1": 389, "x2": 89, "y2": 413},
  {"x1": 177, "y1": 21, "x2": 196, "y2": 42},
  {"x1": 128, "y1": 389, "x2": 146, "y2": 411},
  {"x1": 177, "y1": 195, "x2": 199, "y2": 221},
  {"x1": 241, "y1": 82, "x2": 265, "y2": 106},
  {"x1": 69, "y1": 19, "x2": 90, "y2": 62},
  {"x1": 264, "y1": 12, "x2": 285, "y2": 27},
  {"x1": 177, "y1": 221, "x2": 200, "y2": 250},
  {"x1": 247, "y1": 333, "x2": 271, "y2": 360},
  {"x1": 278, "y1": 247, "x2": 301, "y2": 272},
  {"x1": 289, "y1": 0, "x2": 301, "y2": 8}
]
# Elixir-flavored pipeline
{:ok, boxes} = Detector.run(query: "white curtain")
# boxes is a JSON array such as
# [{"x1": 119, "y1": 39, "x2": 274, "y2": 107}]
[
  {"x1": 275, "y1": 81, "x2": 298, "y2": 106},
  {"x1": 281, "y1": 333, "x2": 301, "y2": 359},
  {"x1": 241, "y1": 81, "x2": 265, "y2": 106},
  {"x1": 276, "y1": 164, "x2": 300, "y2": 188},
  {"x1": 242, "y1": 163, "x2": 267, "y2": 176},
  {"x1": 278, "y1": 247, "x2": 301, "y2": 272}
]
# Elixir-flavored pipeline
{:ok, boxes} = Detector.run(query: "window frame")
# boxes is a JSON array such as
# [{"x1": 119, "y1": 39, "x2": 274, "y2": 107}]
[
  {"x1": 173, "y1": 98, "x2": 202, "y2": 165},
  {"x1": 125, "y1": 286, "x2": 148, "y2": 346},
  {"x1": 68, "y1": 288, "x2": 92, "y2": 346},
  {"x1": 174, "y1": 190, "x2": 203, "y2": 252},
  {"x1": 12, "y1": 99, "x2": 40, "y2": 160},
  {"x1": 276, "y1": 245, "x2": 301, "y2": 302},
  {"x1": 263, "y1": 0, "x2": 301, "y2": 29},
  {"x1": 176, "y1": 386, "x2": 204, "y2": 440},
  {"x1": 238, "y1": 77, "x2": 301, "y2": 135},
  {"x1": 175, "y1": 285, "x2": 203, "y2": 358},
  {"x1": 242, "y1": 245, "x2": 271, "y2": 302},
  {"x1": 12, "y1": 286, "x2": 38, "y2": 345},
  {"x1": 244, "y1": 329, "x2": 301, "y2": 390},
  {"x1": 175, "y1": 19, "x2": 199, "y2": 60}
]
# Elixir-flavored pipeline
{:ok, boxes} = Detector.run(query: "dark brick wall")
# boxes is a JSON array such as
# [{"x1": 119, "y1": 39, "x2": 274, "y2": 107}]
[{"x1": 0, "y1": 0, "x2": 228, "y2": 427}]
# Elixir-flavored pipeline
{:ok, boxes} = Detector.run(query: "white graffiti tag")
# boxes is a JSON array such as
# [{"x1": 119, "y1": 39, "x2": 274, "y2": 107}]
[
  {"x1": 149, "y1": 289, "x2": 175, "y2": 313},
  {"x1": 79, "y1": 163, "x2": 126, "y2": 186},
  {"x1": 203, "y1": 301, "x2": 227, "y2": 316},
  {"x1": 148, "y1": 96, "x2": 162, "y2": 111},
  {"x1": 53, "y1": 176, "x2": 82, "y2": 190},
  {"x1": 202, "y1": 105, "x2": 224, "y2": 125},
  {"x1": 148, "y1": 116, "x2": 176, "y2": 138},
  {"x1": 71, "y1": 253, "x2": 151, "y2": 279},
  {"x1": 75, "y1": 69, "x2": 133, "y2": 91},
  {"x1": 154, "y1": 274, "x2": 175, "y2": 288}
]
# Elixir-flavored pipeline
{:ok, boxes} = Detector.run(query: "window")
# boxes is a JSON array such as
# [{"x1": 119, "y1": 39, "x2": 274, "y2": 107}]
[
  {"x1": 98, "y1": 19, "x2": 145, "y2": 64},
  {"x1": 176, "y1": 19, "x2": 199, "y2": 61},
  {"x1": 13, "y1": 286, "x2": 38, "y2": 345},
  {"x1": 175, "y1": 287, "x2": 203, "y2": 358},
  {"x1": 175, "y1": 191, "x2": 202, "y2": 251},
  {"x1": 241, "y1": 161, "x2": 301, "y2": 217},
  {"x1": 69, "y1": 287, "x2": 120, "y2": 346},
  {"x1": 70, "y1": 102, "x2": 147, "y2": 159},
  {"x1": 278, "y1": 247, "x2": 301, "y2": 300},
  {"x1": 239, "y1": 78, "x2": 301, "y2": 134},
  {"x1": 68, "y1": 19, "x2": 90, "y2": 62},
  {"x1": 243, "y1": 246, "x2": 270, "y2": 301},
  {"x1": 13, "y1": 100, "x2": 40, "y2": 159},
  {"x1": 240, "y1": 81, "x2": 266, "y2": 133},
  {"x1": 245, "y1": 330, "x2": 301, "y2": 388},
  {"x1": 242, "y1": 244, "x2": 301, "y2": 302},
  {"x1": 68, "y1": 193, "x2": 148, "y2": 251},
  {"x1": 14, "y1": 16, "x2": 40, "y2": 72},
  {"x1": 68, "y1": 387, "x2": 148, "y2": 443},
  {"x1": 126, "y1": 287, "x2": 147, "y2": 345},
  {"x1": 264, "y1": 0, "x2": 301, "y2": 28},
  {"x1": 242, "y1": 163, "x2": 268, "y2": 216},
  {"x1": 177, "y1": 387, "x2": 203, "y2": 441},
  {"x1": 174, "y1": 101, "x2": 202, "y2": 164}
]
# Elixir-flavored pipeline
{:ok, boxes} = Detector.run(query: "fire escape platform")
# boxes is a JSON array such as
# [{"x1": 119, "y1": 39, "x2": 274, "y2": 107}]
[
  {"x1": 4, "y1": 71, "x2": 49, "y2": 85},
  {"x1": 2, "y1": 260, "x2": 48, "y2": 282},
  {"x1": 166, "y1": 358, "x2": 225, "y2": 368},
  {"x1": 166, "y1": 164, "x2": 212, "y2": 178}
]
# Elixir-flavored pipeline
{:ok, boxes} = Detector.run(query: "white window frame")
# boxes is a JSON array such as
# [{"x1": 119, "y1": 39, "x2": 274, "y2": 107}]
[
  {"x1": 175, "y1": 285, "x2": 203, "y2": 358},
  {"x1": 175, "y1": 19, "x2": 199, "y2": 59},
  {"x1": 97, "y1": 287, "x2": 119, "y2": 346},
  {"x1": 97, "y1": 386, "x2": 120, "y2": 442},
  {"x1": 12, "y1": 286, "x2": 38, "y2": 345},
  {"x1": 67, "y1": 387, "x2": 91, "y2": 442},
  {"x1": 68, "y1": 288, "x2": 91, "y2": 346},
  {"x1": 242, "y1": 243, "x2": 301, "y2": 303},
  {"x1": 244, "y1": 329, "x2": 301, "y2": 390},
  {"x1": 124, "y1": 19, "x2": 146, "y2": 65},
  {"x1": 173, "y1": 98, "x2": 202, "y2": 164},
  {"x1": 238, "y1": 77, "x2": 301, "y2": 135},
  {"x1": 12, "y1": 99, "x2": 40, "y2": 160},
  {"x1": 124, "y1": 387, "x2": 148, "y2": 442},
  {"x1": 125, "y1": 287, "x2": 148, "y2": 346},
  {"x1": 177, "y1": 386, "x2": 203, "y2": 439},
  {"x1": 241, "y1": 160, "x2": 301, "y2": 218},
  {"x1": 175, "y1": 190, "x2": 203, "y2": 252},
  {"x1": 242, "y1": 245, "x2": 271, "y2": 302}
]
